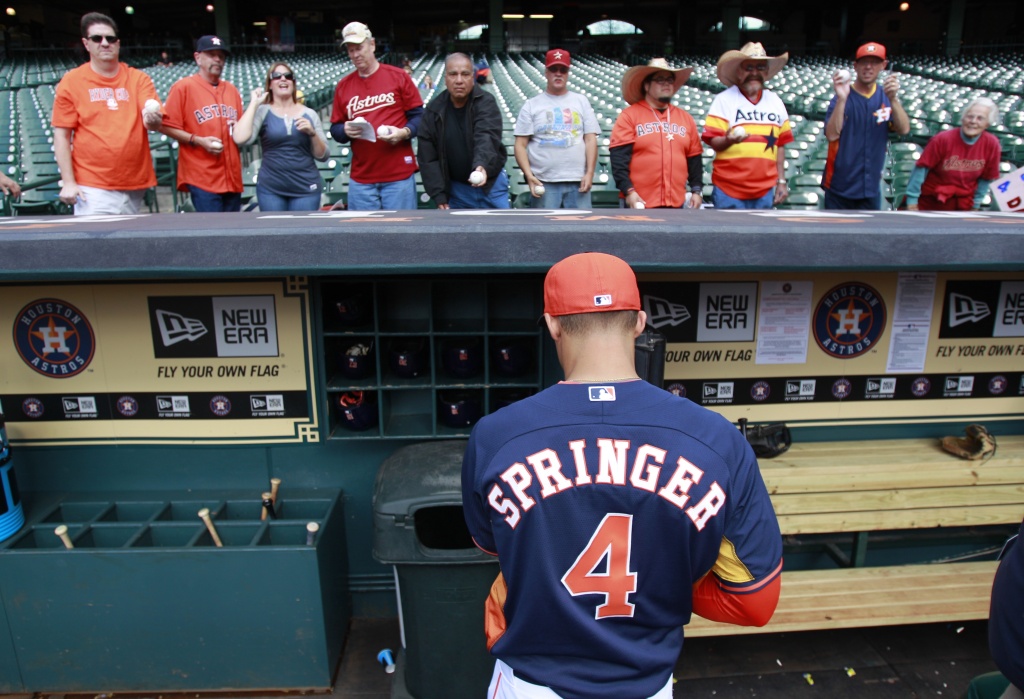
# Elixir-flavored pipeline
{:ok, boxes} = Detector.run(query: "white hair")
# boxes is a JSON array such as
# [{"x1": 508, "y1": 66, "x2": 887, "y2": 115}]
[{"x1": 961, "y1": 97, "x2": 1000, "y2": 127}]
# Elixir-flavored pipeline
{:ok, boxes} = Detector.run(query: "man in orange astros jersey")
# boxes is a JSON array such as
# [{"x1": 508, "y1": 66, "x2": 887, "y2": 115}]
[
  {"x1": 610, "y1": 58, "x2": 703, "y2": 209},
  {"x1": 702, "y1": 43, "x2": 793, "y2": 209},
  {"x1": 160, "y1": 35, "x2": 243, "y2": 212},
  {"x1": 52, "y1": 12, "x2": 163, "y2": 215}
]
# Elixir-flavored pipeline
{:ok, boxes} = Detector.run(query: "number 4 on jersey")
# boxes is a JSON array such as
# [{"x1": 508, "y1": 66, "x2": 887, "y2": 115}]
[{"x1": 561, "y1": 513, "x2": 637, "y2": 619}]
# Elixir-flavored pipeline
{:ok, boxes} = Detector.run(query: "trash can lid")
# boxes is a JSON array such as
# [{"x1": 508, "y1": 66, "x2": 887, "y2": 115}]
[{"x1": 373, "y1": 440, "x2": 469, "y2": 516}]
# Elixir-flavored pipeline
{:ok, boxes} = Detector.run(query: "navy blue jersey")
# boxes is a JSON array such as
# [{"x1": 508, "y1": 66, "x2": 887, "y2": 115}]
[
  {"x1": 990, "y1": 518, "x2": 1024, "y2": 688},
  {"x1": 462, "y1": 380, "x2": 782, "y2": 699},
  {"x1": 823, "y1": 84, "x2": 894, "y2": 199}
]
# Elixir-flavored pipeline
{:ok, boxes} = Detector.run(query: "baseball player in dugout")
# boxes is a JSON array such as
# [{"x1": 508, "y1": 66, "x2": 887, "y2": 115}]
[
  {"x1": 702, "y1": 43, "x2": 794, "y2": 209},
  {"x1": 822, "y1": 42, "x2": 910, "y2": 210},
  {"x1": 159, "y1": 35, "x2": 244, "y2": 212},
  {"x1": 513, "y1": 48, "x2": 600, "y2": 209},
  {"x1": 52, "y1": 12, "x2": 163, "y2": 215},
  {"x1": 417, "y1": 53, "x2": 509, "y2": 209},
  {"x1": 462, "y1": 252, "x2": 783, "y2": 699},
  {"x1": 330, "y1": 21, "x2": 424, "y2": 210},
  {"x1": 610, "y1": 58, "x2": 703, "y2": 209}
]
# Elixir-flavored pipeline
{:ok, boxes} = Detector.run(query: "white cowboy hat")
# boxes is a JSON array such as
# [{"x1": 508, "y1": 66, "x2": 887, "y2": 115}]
[
  {"x1": 621, "y1": 57, "x2": 693, "y2": 105},
  {"x1": 716, "y1": 42, "x2": 789, "y2": 87}
]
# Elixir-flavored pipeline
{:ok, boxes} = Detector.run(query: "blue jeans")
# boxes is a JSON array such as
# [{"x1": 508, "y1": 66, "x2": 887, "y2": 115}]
[
  {"x1": 823, "y1": 189, "x2": 882, "y2": 210},
  {"x1": 448, "y1": 170, "x2": 510, "y2": 209},
  {"x1": 348, "y1": 174, "x2": 417, "y2": 210},
  {"x1": 188, "y1": 185, "x2": 242, "y2": 212},
  {"x1": 529, "y1": 181, "x2": 591, "y2": 209},
  {"x1": 712, "y1": 187, "x2": 775, "y2": 210},
  {"x1": 256, "y1": 185, "x2": 322, "y2": 212}
]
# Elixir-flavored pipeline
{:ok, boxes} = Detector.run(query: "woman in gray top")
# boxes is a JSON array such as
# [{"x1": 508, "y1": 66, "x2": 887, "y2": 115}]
[{"x1": 234, "y1": 61, "x2": 329, "y2": 211}]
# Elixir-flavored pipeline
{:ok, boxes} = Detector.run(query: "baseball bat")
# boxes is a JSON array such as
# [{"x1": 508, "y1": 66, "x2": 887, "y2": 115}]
[
  {"x1": 54, "y1": 524, "x2": 74, "y2": 549},
  {"x1": 198, "y1": 507, "x2": 223, "y2": 547},
  {"x1": 261, "y1": 492, "x2": 276, "y2": 520},
  {"x1": 269, "y1": 477, "x2": 281, "y2": 505},
  {"x1": 306, "y1": 521, "x2": 320, "y2": 546}
]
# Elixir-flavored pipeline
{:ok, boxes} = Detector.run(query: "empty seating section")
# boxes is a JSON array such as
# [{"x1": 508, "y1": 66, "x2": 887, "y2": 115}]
[{"x1": 2, "y1": 51, "x2": 1022, "y2": 214}]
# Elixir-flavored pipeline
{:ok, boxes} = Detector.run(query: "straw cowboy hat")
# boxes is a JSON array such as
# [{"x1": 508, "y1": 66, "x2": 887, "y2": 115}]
[
  {"x1": 716, "y1": 42, "x2": 789, "y2": 87},
  {"x1": 621, "y1": 57, "x2": 693, "y2": 104}
]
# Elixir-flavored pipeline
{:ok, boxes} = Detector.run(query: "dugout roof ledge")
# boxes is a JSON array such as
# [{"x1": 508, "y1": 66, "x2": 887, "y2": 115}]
[{"x1": 0, "y1": 209, "x2": 1022, "y2": 281}]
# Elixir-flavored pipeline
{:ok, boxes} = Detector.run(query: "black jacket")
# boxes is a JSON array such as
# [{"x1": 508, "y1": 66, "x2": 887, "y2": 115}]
[{"x1": 417, "y1": 87, "x2": 507, "y2": 205}]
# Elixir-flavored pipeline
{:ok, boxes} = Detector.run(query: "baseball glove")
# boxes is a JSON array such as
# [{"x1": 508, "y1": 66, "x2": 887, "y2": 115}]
[
  {"x1": 939, "y1": 424, "x2": 996, "y2": 461},
  {"x1": 738, "y1": 420, "x2": 792, "y2": 459}
]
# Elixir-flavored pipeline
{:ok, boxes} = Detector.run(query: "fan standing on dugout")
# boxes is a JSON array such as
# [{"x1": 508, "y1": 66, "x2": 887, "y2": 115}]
[{"x1": 462, "y1": 252, "x2": 783, "y2": 699}]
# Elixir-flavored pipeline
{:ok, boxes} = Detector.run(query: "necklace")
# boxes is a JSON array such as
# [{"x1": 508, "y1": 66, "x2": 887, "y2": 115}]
[
  {"x1": 648, "y1": 103, "x2": 674, "y2": 141},
  {"x1": 562, "y1": 377, "x2": 640, "y2": 384}
]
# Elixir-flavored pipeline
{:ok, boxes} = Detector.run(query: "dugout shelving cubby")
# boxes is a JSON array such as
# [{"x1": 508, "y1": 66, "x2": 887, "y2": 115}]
[
  {"x1": 0, "y1": 490, "x2": 349, "y2": 693},
  {"x1": 319, "y1": 277, "x2": 545, "y2": 441}
]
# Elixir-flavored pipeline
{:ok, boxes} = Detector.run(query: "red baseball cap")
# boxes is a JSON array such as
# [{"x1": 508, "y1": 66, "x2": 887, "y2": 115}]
[
  {"x1": 544, "y1": 252, "x2": 641, "y2": 317},
  {"x1": 546, "y1": 48, "x2": 571, "y2": 69},
  {"x1": 855, "y1": 42, "x2": 886, "y2": 61}
]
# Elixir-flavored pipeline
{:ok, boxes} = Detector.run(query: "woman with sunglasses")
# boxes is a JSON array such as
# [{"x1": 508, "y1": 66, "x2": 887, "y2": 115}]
[{"x1": 233, "y1": 62, "x2": 329, "y2": 211}]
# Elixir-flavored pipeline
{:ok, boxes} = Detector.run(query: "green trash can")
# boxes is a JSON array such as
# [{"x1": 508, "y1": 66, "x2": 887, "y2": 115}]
[{"x1": 373, "y1": 440, "x2": 500, "y2": 699}]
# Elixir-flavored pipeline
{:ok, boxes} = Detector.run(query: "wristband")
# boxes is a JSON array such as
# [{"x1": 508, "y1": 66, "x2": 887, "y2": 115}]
[
  {"x1": 189, "y1": 134, "x2": 195, "y2": 146},
  {"x1": 777, "y1": 179, "x2": 787, "y2": 184}
]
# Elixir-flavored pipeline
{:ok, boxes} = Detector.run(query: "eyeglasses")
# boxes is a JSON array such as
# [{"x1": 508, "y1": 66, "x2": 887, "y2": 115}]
[
  {"x1": 270, "y1": 71, "x2": 294, "y2": 81},
  {"x1": 547, "y1": 66, "x2": 568, "y2": 74},
  {"x1": 650, "y1": 76, "x2": 676, "y2": 84},
  {"x1": 88, "y1": 34, "x2": 119, "y2": 44}
]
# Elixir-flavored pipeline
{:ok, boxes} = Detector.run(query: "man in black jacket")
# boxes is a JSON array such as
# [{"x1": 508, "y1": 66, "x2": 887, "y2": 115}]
[{"x1": 417, "y1": 53, "x2": 509, "y2": 209}]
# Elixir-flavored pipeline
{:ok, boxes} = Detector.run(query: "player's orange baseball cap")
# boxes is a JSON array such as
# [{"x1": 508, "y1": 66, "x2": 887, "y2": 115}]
[
  {"x1": 544, "y1": 252, "x2": 641, "y2": 317},
  {"x1": 855, "y1": 42, "x2": 886, "y2": 61}
]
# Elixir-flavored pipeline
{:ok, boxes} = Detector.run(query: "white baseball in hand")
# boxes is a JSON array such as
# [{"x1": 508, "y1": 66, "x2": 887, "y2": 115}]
[
  {"x1": 469, "y1": 171, "x2": 485, "y2": 185},
  {"x1": 352, "y1": 116, "x2": 366, "y2": 123},
  {"x1": 731, "y1": 126, "x2": 747, "y2": 140},
  {"x1": 836, "y1": 69, "x2": 851, "y2": 84},
  {"x1": 534, "y1": 184, "x2": 546, "y2": 196},
  {"x1": 143, "y1": 99, "x2": 161, "y2": 113},
  {"x1": 634, "y1": 202, "x2": 645, "y2": 209},
  {"x1": 377, "y1": 125, "x2": 394, "y2": 138}
]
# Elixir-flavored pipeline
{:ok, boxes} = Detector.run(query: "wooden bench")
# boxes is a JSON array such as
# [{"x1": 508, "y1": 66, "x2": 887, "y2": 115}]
[{"x1": 686, "y1": 433, "x2": 1024, "y2": 637}]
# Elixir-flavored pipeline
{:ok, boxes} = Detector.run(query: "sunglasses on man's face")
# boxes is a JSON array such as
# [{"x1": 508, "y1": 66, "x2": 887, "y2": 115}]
[
  {"x1": 88, "y1": 35, "x2": 119, "y2": 44},
  {"x1": 270, "y1": 71, "x2": 294, "y2": 81}
]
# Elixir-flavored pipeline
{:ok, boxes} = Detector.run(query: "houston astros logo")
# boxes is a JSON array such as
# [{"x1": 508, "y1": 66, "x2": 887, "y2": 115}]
[
  {"x1": 813, "y1": 283, "x2": 886, "y2": 359},
  {"x1": 13, "y1": 299, "x2": 96, "y2": 378}
]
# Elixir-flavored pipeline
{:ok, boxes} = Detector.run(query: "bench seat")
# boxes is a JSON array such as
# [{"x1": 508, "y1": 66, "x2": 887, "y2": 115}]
[{"x1": 686, "y1": 433, "x2": 1024, "y2": 636}]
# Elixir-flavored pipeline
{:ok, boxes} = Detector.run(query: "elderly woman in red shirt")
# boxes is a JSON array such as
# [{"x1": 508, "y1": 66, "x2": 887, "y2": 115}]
[{"x1": 906, "y1": 97, "x2": 1001, "y2": 211}]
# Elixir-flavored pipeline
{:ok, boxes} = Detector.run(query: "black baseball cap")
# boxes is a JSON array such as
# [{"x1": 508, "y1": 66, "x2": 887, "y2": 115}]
[{"x1": 196, "y1": 35, "x2": 230, "y2": 53}]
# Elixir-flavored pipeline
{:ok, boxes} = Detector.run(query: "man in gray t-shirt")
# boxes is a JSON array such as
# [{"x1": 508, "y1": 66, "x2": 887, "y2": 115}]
[{"x1": 514, "y1": 49, "x2": 600, "y2": 209}]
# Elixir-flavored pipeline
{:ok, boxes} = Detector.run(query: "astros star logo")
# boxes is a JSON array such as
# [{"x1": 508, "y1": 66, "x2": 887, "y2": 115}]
[
  {"x1": 763, "y1": 127, "x2": 778, "y2": 152},
  {"x1": 212, "y1": 37, "x2": 222, "y2": 45},
  {"x1": 874, "y1": 106, "x2": 892, "y2": 123},
  {"x1": 553, "y1": 51, "x2": 562, "y2": 59},
  {"x1": 31, "y1": 317, "x2": 76, "y2": 355}
]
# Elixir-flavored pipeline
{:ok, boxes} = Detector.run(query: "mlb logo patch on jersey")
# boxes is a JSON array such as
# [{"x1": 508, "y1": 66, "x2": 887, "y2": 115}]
[
  {"x1": 594, "y1": 294, "x2": 612, "y2": 307},
  {"x1": 589, "y1": 386, "x2": 616, "y2": 401}
]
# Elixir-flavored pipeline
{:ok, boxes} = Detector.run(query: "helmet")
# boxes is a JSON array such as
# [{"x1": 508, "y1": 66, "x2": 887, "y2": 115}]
[
  {"x1": 492, "y1": 338, "x2": 532, "y2": 377},
  {"x1": 339, "y1": 341, "x2": 375, "y2": 380},
  {"x1": 337, "y1": 391, "x2": 378, "y2": 431},
  {"x1": 493, "y1": 389, "x2": 533, "y2": 410},
  {"x1": 389, "y1": 338, "x2": 428, "y2": 379},
  {"x1": 438, "y1": 390, "x2": 483, "y2": 428},
  {"x1": 441, "y1": 337, "x2": 483, "y2": 379},
  {"x1": 333, "y1": 288, "x2": 371, "y2": 327}
]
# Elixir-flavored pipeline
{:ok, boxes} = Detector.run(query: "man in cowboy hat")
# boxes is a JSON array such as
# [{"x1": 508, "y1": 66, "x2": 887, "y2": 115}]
[
  {"x1": 610, "y1": 58, "x2": 703, "y2": 209},
  {"x1": 822, "y1": 42, "x2": 910, "y2": 209},
  {"x1": 702, "y1": 42, "x2": 793, "y2": 209}
]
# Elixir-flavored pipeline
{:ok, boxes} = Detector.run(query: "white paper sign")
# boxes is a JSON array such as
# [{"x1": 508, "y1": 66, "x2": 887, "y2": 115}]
[{"x1": 991, "y1": 165, "x2": 1024, "y2": 212}]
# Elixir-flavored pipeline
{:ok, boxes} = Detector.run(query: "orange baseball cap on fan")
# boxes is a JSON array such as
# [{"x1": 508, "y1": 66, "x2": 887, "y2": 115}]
[{"x1": 543, "y1": 252, "x2": 641, "y2": 317}]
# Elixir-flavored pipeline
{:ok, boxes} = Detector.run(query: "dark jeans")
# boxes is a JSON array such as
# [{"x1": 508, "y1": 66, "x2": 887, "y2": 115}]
[
  {"x1": 187, "y1": 185, "x2": 242, "y2": 212},
  {"x1": 823, "y1": 189, "x2": 882, "y2": 210}
]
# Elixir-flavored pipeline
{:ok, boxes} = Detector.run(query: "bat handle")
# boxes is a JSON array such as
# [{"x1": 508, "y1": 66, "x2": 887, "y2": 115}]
[
  {"x1": 54, "y1": 524, "x2": 74, "y2": 549},
  {"x1": 261, "y1": 492, "x2": 276, "y2": 520},
  {"x1": 198, "y1": 508, "x2": 224, "y2": 547},
  {"x1": 306, "y1": 521, "x2": 320, "y2": 546},
  {"x1": 269, "y1": 478, "x2": 281, "y2": 505}
]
